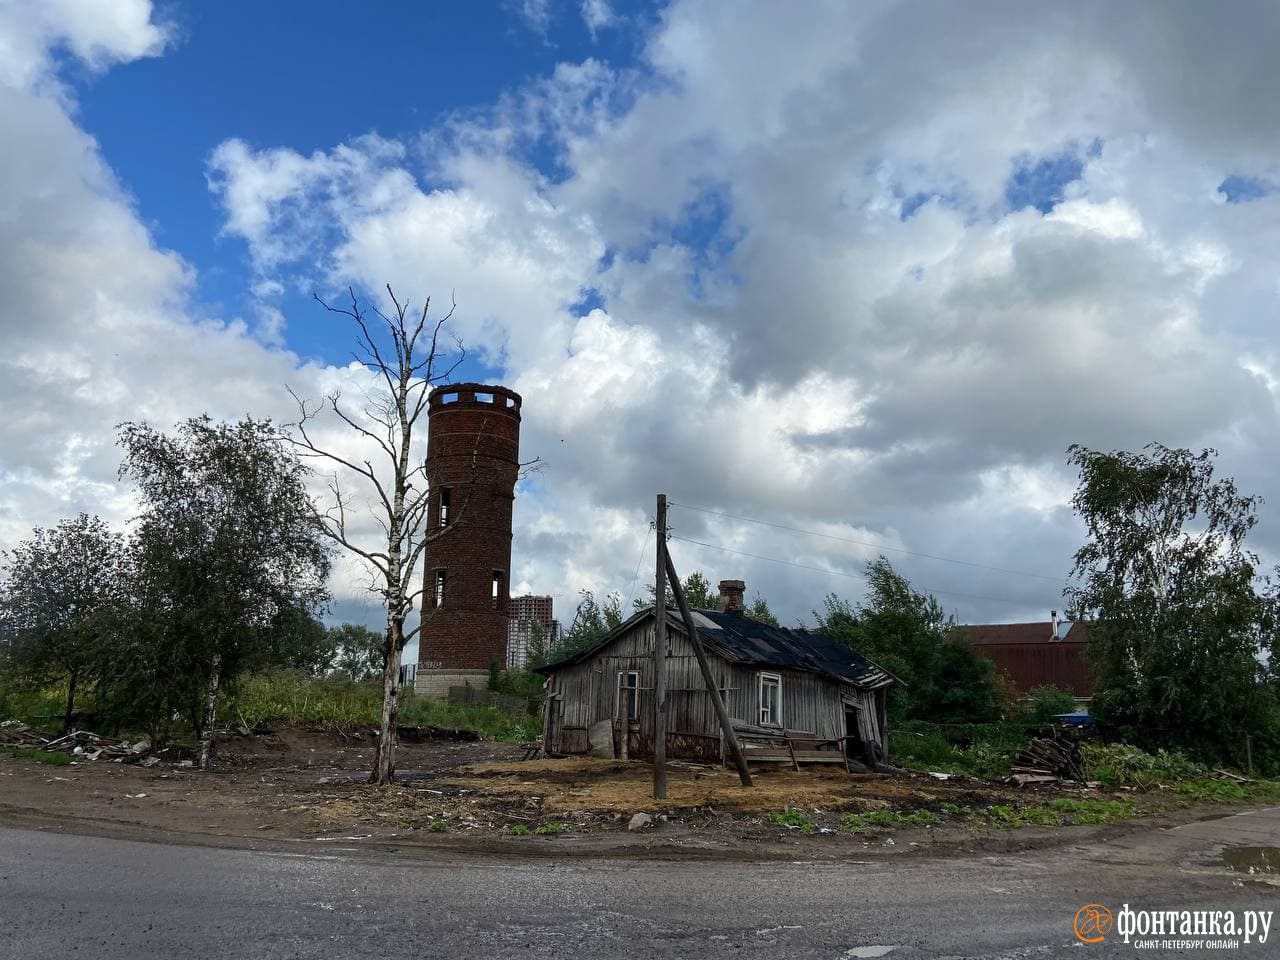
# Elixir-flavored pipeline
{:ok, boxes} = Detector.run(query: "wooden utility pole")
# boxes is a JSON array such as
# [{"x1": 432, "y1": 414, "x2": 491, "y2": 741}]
[
  {"x1": 617, "y1": 672, "x2": 629, "y2": 761},
  {"x1": 665, "y1": 549, "x2": 753, "y2": 787},
  {"x1": 653, "y1": 495, "x2": 669, "y2": 799}
]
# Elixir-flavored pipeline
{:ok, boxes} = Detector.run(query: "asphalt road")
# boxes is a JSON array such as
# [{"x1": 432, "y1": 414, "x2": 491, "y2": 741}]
[{"x1": 1, "y1": 809, "x2": 1277, "y2": 959}]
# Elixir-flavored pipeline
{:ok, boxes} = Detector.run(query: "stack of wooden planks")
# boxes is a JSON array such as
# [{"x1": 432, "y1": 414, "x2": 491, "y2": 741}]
[{"x1": 1010, "y1": 735, "x2": 1083, "y2": 783}]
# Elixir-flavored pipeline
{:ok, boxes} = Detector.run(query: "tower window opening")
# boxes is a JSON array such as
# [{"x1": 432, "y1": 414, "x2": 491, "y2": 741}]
[
  {"x1": 492, "y1": 571, "x2": 505, "y2": 610},
  {"x1": 433, "y1": 569, "x2": 447, "y2": 608},
  {"x1": 439, "y1": 488, "x2": 451, "y2": 527}
]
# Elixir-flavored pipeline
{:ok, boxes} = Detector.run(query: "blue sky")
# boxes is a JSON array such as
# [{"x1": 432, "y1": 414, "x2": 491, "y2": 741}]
[
  {"x1": 5, "y1": 0, "x2": 1280, "y2": 649},
  {"x1": 73, "y1": 1, "x2": 655, "y2": 368}
]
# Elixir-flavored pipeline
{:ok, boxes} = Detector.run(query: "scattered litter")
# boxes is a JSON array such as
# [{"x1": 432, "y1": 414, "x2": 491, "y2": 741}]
[
  {"x1": 927, "y1": 772, "x2": 952, "y2": 780},
  {"x1": 124, "y1": 793, "x2": 148, "y2": 799},
  {"x1": 0, "y1": 725, "x2": 195, "y2": 768}
]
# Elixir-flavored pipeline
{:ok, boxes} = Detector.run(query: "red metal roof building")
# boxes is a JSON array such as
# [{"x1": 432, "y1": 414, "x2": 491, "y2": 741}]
[{"x1": 954, "y1": 617, "x2": 1093, "y2": 699}]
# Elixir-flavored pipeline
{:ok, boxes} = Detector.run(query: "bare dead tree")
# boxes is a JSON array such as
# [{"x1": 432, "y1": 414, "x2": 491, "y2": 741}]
[{"x1": 288, "y1": 285, "x2": 469, "y2": 785}]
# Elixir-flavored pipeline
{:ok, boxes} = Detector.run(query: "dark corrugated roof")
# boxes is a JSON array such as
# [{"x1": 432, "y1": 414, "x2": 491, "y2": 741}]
[{"x1": 537, "y1": 607, "x2": 895, "y2": 690}]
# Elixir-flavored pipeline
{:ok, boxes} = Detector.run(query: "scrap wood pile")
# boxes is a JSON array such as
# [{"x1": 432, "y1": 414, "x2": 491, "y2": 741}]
[
  {"x1": 0, "y1": 720, "x2": 192, "y2": 767},
  {"x1": 1007, "y1": 735, "x2": 1084, "y2": 786}
]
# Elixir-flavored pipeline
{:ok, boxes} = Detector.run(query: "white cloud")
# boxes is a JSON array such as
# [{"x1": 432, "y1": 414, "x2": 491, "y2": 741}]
[
  {"x1": 211, "y1": 0, "x2": 1280, "y2": 627},
  {"x1": 0, "y1": 0, "x2": 169, "y2": 93},
  {"x1": 13, "y1": 0, "x2": 1280, "y2": 646},
  {"x1": 0, "y1": 2, "x2": 408, "y2": 632},
  {"x1": 580, "y1": 0, "x2": 616, "y2": 37}
]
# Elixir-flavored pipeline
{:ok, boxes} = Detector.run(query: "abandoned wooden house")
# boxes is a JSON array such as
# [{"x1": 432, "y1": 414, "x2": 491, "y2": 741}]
[{"x1": 535, "y1": 580, "x2": 896, "y2": 768}]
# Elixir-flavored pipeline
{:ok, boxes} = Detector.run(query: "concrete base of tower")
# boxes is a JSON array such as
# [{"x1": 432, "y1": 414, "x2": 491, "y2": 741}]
[{"x1": 413, "y1": 668, "x2": 492, "y2": 701}]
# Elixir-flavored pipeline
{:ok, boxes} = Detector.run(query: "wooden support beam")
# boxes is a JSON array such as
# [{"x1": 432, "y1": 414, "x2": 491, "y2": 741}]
[{"x1": 664, "y1": 546, "x2": 753, "y2": 787}]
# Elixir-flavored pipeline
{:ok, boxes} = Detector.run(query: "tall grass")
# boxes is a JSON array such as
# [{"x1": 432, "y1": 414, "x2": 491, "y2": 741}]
[
  {"x1": 889, "y1": 720, "x2": 1025, "y2": 778},
  {"x1": 225, "y1": 671, "x2": 542, "y2": 742}
]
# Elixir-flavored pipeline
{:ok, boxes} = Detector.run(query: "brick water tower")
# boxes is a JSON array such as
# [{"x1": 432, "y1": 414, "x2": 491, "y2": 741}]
[{"x1": 415, "y1": 383, "x2": 522, "y2": 699}]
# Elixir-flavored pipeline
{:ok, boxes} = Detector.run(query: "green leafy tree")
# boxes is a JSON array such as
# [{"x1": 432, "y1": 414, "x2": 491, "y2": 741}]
[
  {"x1": 327, "y1": 623, "x2": 384, "y2": 681},
  {"x1": 633, "y1": 570, "x2": 718, "y2": 611},
  {"x1": 274, "y1": 608, "x2": 334, "y2": 677},
  {"x1": 560, "y1": 589, "x2": 611, "y2": 656},
  {"x1": 1021, "y1": 685, "x2": 1078, "y2": 728},
  {"x1": 0, "y1": 514, "x2": 128, "y2": 732},
  {"x1": 603, "y1": 591, "x2": 623, "y2": 629},
  {"x1": 817, "y1": 557, "x2": 998, "y2": 723},
  {"x1": 524, "y1": 617, "x2": 549, "y2": 670},
  {"x1": 745, "y1": 593, "x2": 780, "y2": 626},
  {"x1": 109, "y1": 416, "x2": 330, "y2": 762},
  {"x1": 1065, "y1": 443, "x2": 1278, "y2": 762}
]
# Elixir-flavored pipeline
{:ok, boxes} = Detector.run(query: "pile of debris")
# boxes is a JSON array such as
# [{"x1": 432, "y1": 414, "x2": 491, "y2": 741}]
[
  {"x1": 0, "y1": 721, "x2": 192, "y2": 767},
  {"x1": 1007, "y1": 735, "x2": 1084, "y2": 786}
]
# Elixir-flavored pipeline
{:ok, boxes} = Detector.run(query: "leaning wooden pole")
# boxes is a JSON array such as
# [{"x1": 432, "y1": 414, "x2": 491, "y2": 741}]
[
  {"x1": 653, "y1": 495, "x2": 669, "y2": 799},
  {"x1": 664, "y1": 546, "x2": 753, "y2": 787}
]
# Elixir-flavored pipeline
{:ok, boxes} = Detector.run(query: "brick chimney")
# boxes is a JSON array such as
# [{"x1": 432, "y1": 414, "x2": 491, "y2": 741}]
[{"x1": 718, "y1": 579, "x2": 745, "y2": 613}]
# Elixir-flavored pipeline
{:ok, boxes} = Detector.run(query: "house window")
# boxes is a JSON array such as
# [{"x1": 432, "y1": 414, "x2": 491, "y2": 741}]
[
  {"x1": 618, "y1": 671, "x2": 640, "y2": 721},
  {"x1": 759, "y1": 672, "x2": 782, "y2": 727},
  {"x1": 432, "y1": 569, "x2": 446, "y2": 608},
  {"x1": 492, "y1": 571, "x2": 504, "y2": 610},
  {"x1": 438, "y1": 488, "x2": 451, "y2": 527}
]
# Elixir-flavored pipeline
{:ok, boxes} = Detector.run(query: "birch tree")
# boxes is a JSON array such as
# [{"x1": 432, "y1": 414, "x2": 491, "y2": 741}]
[
  {"x1": 116, "y1": 416, "x2": 329, "y2": 763},
  {"x1": 1066, "y1": 443, "x2": 1277, "y2": 760},
  {"x1": 0, "y1": 514, "x2": 127, "y2": 732},
  {"x1": 288, "y1": 286, "x2": 471, "y2": 785}
]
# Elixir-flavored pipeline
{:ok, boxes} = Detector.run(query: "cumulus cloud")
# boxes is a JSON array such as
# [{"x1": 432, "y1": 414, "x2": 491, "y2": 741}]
[
  {"x1": 11, "y1": 0, "x2": 1280, "y2": 648},
  {"x1": 0, "y1": 0, "x2": 169, "y2": 93},
  {"x1": 204, "y1": 0, "x2": 1280, "y2": 630},
  {"x1": 0, "y1": 2, "x2": 409, "y2": 632}
]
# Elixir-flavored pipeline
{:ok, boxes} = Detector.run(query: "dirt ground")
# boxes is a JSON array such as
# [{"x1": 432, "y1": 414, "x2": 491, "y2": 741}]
[{"x1": 0, "y1": 726, "x2": 1245, "y2": 860}]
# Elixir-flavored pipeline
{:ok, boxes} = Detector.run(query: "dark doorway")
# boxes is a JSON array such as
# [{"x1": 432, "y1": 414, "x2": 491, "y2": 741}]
[{"x1": 844, "y1": 705, "x2": 865, "y2": 762}]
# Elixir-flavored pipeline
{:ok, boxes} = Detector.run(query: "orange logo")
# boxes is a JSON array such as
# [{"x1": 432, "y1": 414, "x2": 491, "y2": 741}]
[{"x1": 1075, "y1": 904, "x2": 1113, "y2": 943}]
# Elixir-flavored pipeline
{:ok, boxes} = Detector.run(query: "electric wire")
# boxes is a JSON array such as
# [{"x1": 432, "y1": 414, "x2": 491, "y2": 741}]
[
  {"x1": 668, "y1": 500, "x2": 1061, "y2": 583},
  {"x1": 623, "y1": 523, "x2": 653, "y2": 613}
]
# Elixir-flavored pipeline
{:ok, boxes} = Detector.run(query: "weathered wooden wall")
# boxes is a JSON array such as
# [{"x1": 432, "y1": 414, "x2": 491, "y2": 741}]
[{"x1": 543, "y1": 617, "x2": 887, "y2": 760}]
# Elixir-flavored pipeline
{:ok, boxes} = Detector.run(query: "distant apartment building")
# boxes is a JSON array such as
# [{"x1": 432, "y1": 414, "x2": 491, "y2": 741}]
[{"x1": 507, "y1": 594, "x2": 561, "y2": 668}]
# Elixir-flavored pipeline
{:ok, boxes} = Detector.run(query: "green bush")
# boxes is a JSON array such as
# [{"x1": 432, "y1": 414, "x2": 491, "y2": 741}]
[
  {"x1": 890, "y1": 721, "x2": 1021, "y2": 779},
  {"x1": 1020, "y1": 686, "x2": 1078, "y2": 728},
  {"x1": 1081, "y1": 743, "x2": 1207, "y2": 787},
  {"x1": 768, "y1": 809, "x2": 817, "y2": 833},
  {"x1": 534, "y1": 822, "x2": 568, "y2": 837}
]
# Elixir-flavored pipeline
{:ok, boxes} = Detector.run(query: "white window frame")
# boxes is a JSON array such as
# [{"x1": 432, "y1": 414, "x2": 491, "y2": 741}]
[
  {"x1": 618, "y1": 670, "x2": 640, "y2": 721},
  {"x1": 758, "y1": 672, "x2": 782, "y2": 727}
]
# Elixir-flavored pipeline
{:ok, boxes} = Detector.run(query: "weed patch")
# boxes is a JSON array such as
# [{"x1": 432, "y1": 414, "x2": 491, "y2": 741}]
[
  {"x1": 768, "y1": 809, "x2": 817, "y2": 834},
  {"x1": 224, "y1": 671, "x2": 540, "y2": 742},
  {"x1": 1, "y1": 747, "x2": 73, "y2": 766}
]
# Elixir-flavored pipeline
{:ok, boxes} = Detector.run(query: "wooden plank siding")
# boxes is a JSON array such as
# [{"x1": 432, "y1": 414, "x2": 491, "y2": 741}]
[{"x1": 544, "y1": 618, "x2": 888, "y2": 763}]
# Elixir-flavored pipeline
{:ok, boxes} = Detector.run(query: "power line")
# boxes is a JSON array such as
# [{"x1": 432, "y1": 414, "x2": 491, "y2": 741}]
[
  {"x1": 667, "y1": 534, "x2": 1035, "y2": 606},
  {"x1": 668, "y1": 500, "x2": 1061, "y2": 583},
  {"x1": 624, "y1": 523, "x2": 653, "y2": 613}
]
